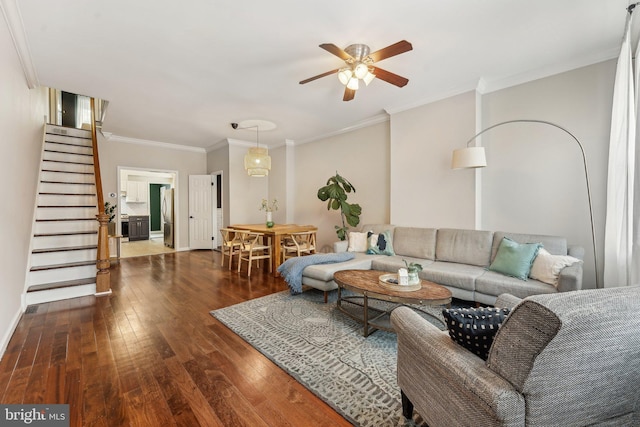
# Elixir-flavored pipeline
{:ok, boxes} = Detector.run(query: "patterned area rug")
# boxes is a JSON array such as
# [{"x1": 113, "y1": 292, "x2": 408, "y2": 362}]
[{"x1": 211, "y1": 289, "x2": 447, "y2": 427}]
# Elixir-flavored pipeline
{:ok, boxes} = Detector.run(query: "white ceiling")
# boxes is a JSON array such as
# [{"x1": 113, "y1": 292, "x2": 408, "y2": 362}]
[{"x1": 12, "y1": 0, "x2": 636, "y2": 149}]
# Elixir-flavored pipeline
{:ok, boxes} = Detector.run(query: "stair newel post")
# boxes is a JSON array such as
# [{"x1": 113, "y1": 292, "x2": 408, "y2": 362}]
[{"x1": 91, "y1": 98, "x2": 111, "y2": 294}]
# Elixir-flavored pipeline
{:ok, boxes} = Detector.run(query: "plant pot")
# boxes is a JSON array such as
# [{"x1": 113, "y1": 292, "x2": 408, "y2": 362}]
[
  {"x1": 266, "y1": 212, "x2": 274, "y2": 228},
  {"x1": 408, "y1": 269, "x2": 420, "y2": 285}
]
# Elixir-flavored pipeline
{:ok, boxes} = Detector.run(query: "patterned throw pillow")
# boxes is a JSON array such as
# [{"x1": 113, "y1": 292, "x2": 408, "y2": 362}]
[
  {"x1": 366, "y1": 230, "x2": 395, "y2": 256},
  {"x1": 442, "y1": 307, "x2": 511, "y2": 360}
]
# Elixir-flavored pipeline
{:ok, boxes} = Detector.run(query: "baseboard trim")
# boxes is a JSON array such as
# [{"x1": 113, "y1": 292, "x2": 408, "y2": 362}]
[{"x1": 0, "y1": 306, "x2": 23, "y2": 361}]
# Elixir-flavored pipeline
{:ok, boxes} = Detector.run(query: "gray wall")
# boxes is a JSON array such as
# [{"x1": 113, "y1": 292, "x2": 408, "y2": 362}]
[{"x1": 0, "y1": 21, "x2": 48, "y2": 356}]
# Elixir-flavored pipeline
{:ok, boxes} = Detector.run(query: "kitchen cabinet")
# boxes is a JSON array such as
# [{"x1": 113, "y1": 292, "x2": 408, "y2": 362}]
[
  {"x1": 126, "y1": 181, "x2": 148, "y2": 203},
  {"x1": 128, "y1": 215, "x2": 149, "y2": 241}
]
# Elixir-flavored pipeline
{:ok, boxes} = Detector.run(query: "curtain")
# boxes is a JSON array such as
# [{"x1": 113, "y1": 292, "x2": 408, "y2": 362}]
[
  {"x1": 604, "y1": 12, "x2": 640, "y2": 287},
  {"x1": 76, "y1": 95, "x2": 92, "y2": 128}
]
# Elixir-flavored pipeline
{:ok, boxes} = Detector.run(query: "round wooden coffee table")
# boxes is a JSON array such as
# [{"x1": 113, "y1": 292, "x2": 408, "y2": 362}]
[{"x1": 333, "y1": 269, "x2": 452, "y2": 337}]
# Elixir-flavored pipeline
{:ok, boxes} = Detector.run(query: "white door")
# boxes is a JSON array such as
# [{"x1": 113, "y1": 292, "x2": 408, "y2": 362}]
[{"x1": 189, "y1": 175, "x2": 214, "y2": 249}]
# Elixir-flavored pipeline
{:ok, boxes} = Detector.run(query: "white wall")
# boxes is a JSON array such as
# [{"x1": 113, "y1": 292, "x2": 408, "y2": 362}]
[
  {"x1": 97, "y1": 135, "x2": 207, "y2": 250},
  {"x1": 268, "y1": 143, "x2": 287, "y2": 224},
  {"x1": 389, "y1": 91, "x2": 477, "y2": 228},
  {"x1": 0, "y1": 19, "x2": 48, "y2": 357},
  {"x1": 227, "y1": 142, "x2": 268, "y2": 224},
  {"x1": 480, "y1": 60, "x2": 615, "y2": 289},
  {"x1": 293, "y1": 121, "x2": 390, "y2": 252},
  {"x1": 207, "y1": 143, "x2": 230, "y2": 227}
]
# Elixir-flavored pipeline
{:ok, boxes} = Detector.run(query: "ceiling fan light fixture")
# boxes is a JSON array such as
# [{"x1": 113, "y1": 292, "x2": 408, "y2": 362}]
[
  {"x1": 347, "y1": 77, "x2": 359, "y2": 90},
  {"x1": 354, "y1": 62, "x2": 369, "y2": 79},
  {"x1": 363, "y1": 70, "x2": 376, "y2": 86},
  {"x1": 338, "y1": 68, "x2": 352, "y2": 85}
]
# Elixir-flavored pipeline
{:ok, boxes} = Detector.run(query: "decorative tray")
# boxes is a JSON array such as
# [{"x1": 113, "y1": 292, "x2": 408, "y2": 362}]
[{"x1": 378, "y1": 274, "x2": 422, "y2": 292}]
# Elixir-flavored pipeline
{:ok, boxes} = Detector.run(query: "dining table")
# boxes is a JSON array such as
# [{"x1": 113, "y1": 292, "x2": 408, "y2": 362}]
[{"x1": 228, "y1": 223, "x2": 318, "y2": 277}]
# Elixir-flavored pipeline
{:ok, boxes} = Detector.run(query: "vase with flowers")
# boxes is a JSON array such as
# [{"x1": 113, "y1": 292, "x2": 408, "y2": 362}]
[
  {"x1": 259, "y1": 198, "x2": 278, "y2": 228},
  {"x1": 403, "y1": 259, "x2": 423, "y2": 285}
]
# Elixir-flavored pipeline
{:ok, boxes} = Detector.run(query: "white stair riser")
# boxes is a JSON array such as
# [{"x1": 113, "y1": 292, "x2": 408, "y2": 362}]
[
  {"x1": 44, "y1": 141, "x2": 93, "y2": 156},
  {"x1": 41, "y1": 161, "x2": 94, "y2": 174},
  {"x1": 38, "y1": 194, "x2": 97, "y2": 206},
  {"x1": 26, "y1": 283, "x2": 96, "y2": 306},
  {"x1": 39, "y1": 182, "x2": 96, "y2": 194},
  {"x1": 46, "y1": 125, "x2": 91, "y2": 140},
  {"x1": 37, "y1": 207, "x2": 98, "y2": 219},
  {"x1": 43, "y1": 151, "x2": 93, "y2": 164},
  {"x1": 28, "y1": 264, "x2": 96, "y2": 286},
  {"x1": 35, "y1": 220, "x2": 98, "y2": 234},
  {"x1": 31, "y1": 249, "x2": 97, "y2": 267},
  {"x1": 32, "y1": 234, "x2": 98, "y2": 249},
  {"x1": 41, "y1": 170, "x2": 94, "y2": 183}
]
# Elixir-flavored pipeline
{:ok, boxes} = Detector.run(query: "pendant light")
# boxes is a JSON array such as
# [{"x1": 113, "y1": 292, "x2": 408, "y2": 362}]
[{"x1": 232, "y1": 120, "x2": 274, "y2": 177}]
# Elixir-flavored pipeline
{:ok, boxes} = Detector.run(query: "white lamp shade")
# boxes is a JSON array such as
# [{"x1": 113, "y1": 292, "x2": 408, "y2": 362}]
[
  {"x1": 244, "y1": 146, "x2": 271, "y2": 177},
  {"x1": 354, "y1": 63, "x2": 368, "y2": 79},
  {"x1": 337, "y1": 68, "x2": 352, "y2": 85},
  {"x1": 451, "y1": 146, "x2": 487, "y2": 169},
  {"x1": 363, "y1": 71, "x2": 375, "y2": 86},
  {"x1": 347, "y1": 77, "x2": 359, "y2": 90}
]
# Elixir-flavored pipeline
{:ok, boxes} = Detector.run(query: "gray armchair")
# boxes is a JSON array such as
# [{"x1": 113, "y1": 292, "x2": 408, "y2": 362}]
[{"x1": 390, "y1": 286, "x2": 640, "y2": 426}]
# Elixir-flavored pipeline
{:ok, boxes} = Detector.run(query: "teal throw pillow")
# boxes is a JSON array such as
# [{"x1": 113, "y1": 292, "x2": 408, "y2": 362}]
[
  {"x1": 488, "y1": 237, "x2": 542, "y2": 280},
  {"x1": 366, "y1": 230, "x2": 395, "y2": 256}
]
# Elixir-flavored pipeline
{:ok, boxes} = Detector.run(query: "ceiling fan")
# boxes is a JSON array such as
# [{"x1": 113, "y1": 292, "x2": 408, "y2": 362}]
[{"x1": 299, "y1": 40, "x2": 413, "y2": 101}]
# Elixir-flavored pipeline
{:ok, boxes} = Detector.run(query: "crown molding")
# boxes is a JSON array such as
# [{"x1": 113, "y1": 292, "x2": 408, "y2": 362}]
[
  {"x1": 295, "y1": 113, "x2": 390, "y2": 146},
  {"x1": 105, "y1": 133, "x2": 206, "y2": 153},
  {"x1": 0, "y1": 0, "x2": 38, "y2": 88}
]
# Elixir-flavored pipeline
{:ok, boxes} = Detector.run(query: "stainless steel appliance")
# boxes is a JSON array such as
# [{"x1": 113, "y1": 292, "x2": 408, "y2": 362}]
[
  {"x1": 161, "y1": 187, "x2": 174, "y2": 248},
  {"x1": 121, "y1": 214, "x2": 129, "y2": 238}
]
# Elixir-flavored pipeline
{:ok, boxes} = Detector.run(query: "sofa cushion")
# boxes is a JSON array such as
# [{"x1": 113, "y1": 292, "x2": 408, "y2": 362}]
[
  {"x1": 302, "y1": 253, "x2": 382, "y2": 282},
  {"x1": 443, "y1": 307, "x2": 511, "y2": 360},
  {"x1": 393, "y1": 227, "x2": 437, "y2": 259},
  {"x1": 435, "y1": 229, "x2": 494, "y2": 267},
  {"x1": 475, "y1": 270, "x2": 556, "y2": 299},
  {"x1": 370, "y1": 256, "x2": 435, "y2": 273},
  {"x1": 488, "y1": 237, "x2": 542, "y2": 280},
  {"x1": 420, "y1": 261, "x2": 485, "y2": 292},
  {"x1": 491, "y1": 231, "x2": 568, "y2": 261},
  {"x1": 347, "y1": 231, "x2": 369, "y2": 252},
  {"x1": 529, "y1": 248, "x2": 582, "y2": 287},
  {"x1": 366, "y1": 230, "x2": 395, "y2": 256}
]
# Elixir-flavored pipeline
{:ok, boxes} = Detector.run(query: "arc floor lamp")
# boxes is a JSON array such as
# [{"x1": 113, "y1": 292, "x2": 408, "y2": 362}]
[{"x1": 451, "y1": 119, "x2": 600, "y2": 289}]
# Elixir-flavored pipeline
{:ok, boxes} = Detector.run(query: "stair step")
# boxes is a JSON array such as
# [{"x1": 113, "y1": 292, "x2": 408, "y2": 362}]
[
  {"x1": 27, "y1": 277, "x2": 96, "y2": 293},
  {"x1": 39, "y1": 192, "x2": 96, "y2": 196},
  {"x1": 33, "y1": 245, "x2": 97, "y2": 254},
  {"x1": 46, "y1": 125, "x2": 91, "y2": 139},
  {"x1": 30, "y1": 260, "x2": 96, "y2": 272},
  {"x1": 45, "y1": 148, "x2": 93, "y2": 157},
  {"x1": 38, "y1": 205, "x2": 96, "y2": 208},
  {"x1": 34, "y1": 231, "x2": 98, "y2": 237},
  {"x1": 43, "y1": 159, "x2": 93, "y2": 166},
  {"x1": 45, "y1": 139, "x2": 93, "y2": 151},
  {"x1": 32, "y1": 233, "x2": 98, "y2": 249},
  {"x1": 36, "y1": 218, "x2": 96, "y2": 222},
  {"x1": 42, "y1": 169, "x2": 94, "y2": 175},
  {"x1": 41, "y1": 180, "x2": 95, "y2": 185}
]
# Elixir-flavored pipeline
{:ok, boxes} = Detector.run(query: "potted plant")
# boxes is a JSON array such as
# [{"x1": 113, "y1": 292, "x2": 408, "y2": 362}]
[
  {"x1": 403, "y1": 259, "x2": 423, "y2": 285},
  {"x1": 259, "y1": 198, "x2": 278, "y2": 228},
  {"x1": 104, "y1": 202, "x2": 117, "y2": 235},
  {"x1": 317, "y1": 172, "x2": 362, "y2": 241}
]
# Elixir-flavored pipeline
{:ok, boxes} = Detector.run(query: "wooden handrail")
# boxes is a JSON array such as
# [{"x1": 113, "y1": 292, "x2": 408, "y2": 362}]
[{"x1": 91, "y1": 98, "x2": 111, "y2": 295}]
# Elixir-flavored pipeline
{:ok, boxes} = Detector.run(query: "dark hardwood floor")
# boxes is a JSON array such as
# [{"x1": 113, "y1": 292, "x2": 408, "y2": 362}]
[{"x1": 0, "y1": 251, "x2": 352, "y2": 426}]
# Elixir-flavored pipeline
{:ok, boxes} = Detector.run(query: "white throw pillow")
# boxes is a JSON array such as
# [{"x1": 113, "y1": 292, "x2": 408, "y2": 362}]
[
  {"x1": 529, "y1": 248, "x2": 581, "y2": 287},
  {"x1": 347, "y1": 232, "x2": 369, "y2": 252}
]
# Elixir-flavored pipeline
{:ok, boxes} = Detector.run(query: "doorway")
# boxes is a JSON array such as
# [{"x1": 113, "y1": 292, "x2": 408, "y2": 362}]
[{"x1": 117, "y1": 167, "x2": 177, "y2": 258}]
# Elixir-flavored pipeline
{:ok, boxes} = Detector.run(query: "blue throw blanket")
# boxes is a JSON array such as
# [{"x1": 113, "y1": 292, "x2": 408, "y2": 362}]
[{"x1": 277, "y1": 252, "x2": 356, "y2": 294}]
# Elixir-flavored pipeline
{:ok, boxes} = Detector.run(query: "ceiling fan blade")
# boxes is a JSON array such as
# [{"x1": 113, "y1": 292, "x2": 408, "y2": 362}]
[
  {"x1": 370, "y1": 66, "x2": 409, "y2": 88},
  {"x1": 368, "y1": 40, "x2": 413, "y2": 63},
  {"x1": 299, "y1": 69, "x2": 340, "y2": 85},
  {"x1": 343, "y1": 87, "x2": 356, "y2": 102},
  {"x1": 320, "y1": 43, "x2": 353, "y2": 61}
]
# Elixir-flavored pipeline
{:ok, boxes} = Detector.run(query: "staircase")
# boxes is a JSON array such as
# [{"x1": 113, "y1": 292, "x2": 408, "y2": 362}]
[{"x1": 26, "y1": 124, "x2": 100, "y2": 305}]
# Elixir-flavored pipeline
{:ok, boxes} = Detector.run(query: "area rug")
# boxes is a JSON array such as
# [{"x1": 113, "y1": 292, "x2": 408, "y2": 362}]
[{"x1": 210, "y1": 289, "x2": 446, "y2": 427}]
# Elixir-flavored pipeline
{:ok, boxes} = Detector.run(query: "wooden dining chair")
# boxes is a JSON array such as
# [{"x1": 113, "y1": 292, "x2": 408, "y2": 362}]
[
  {"x1": 237, "y1": 231, "x2": 272, "y2": 276},
  {"x1": 281, "y1": 231, "x2": 316, "y2": 261},
  {"x1": 220, "y1": 228, "x2": 244, "y2": 270}
]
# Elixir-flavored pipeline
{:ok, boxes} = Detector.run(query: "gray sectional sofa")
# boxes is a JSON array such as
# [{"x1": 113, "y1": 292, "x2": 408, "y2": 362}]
[{"x1": 301, "y1": 224, "x2": 584, "y2": 305}]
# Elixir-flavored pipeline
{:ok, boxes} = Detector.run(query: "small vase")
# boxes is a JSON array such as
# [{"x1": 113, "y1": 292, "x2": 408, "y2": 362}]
[
  {"x1": 266, "y1": 211, "x2": 274, "y2": 228},
  {"x1": 408, "y1": 270, "x2": 420, "y2": 285}
]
